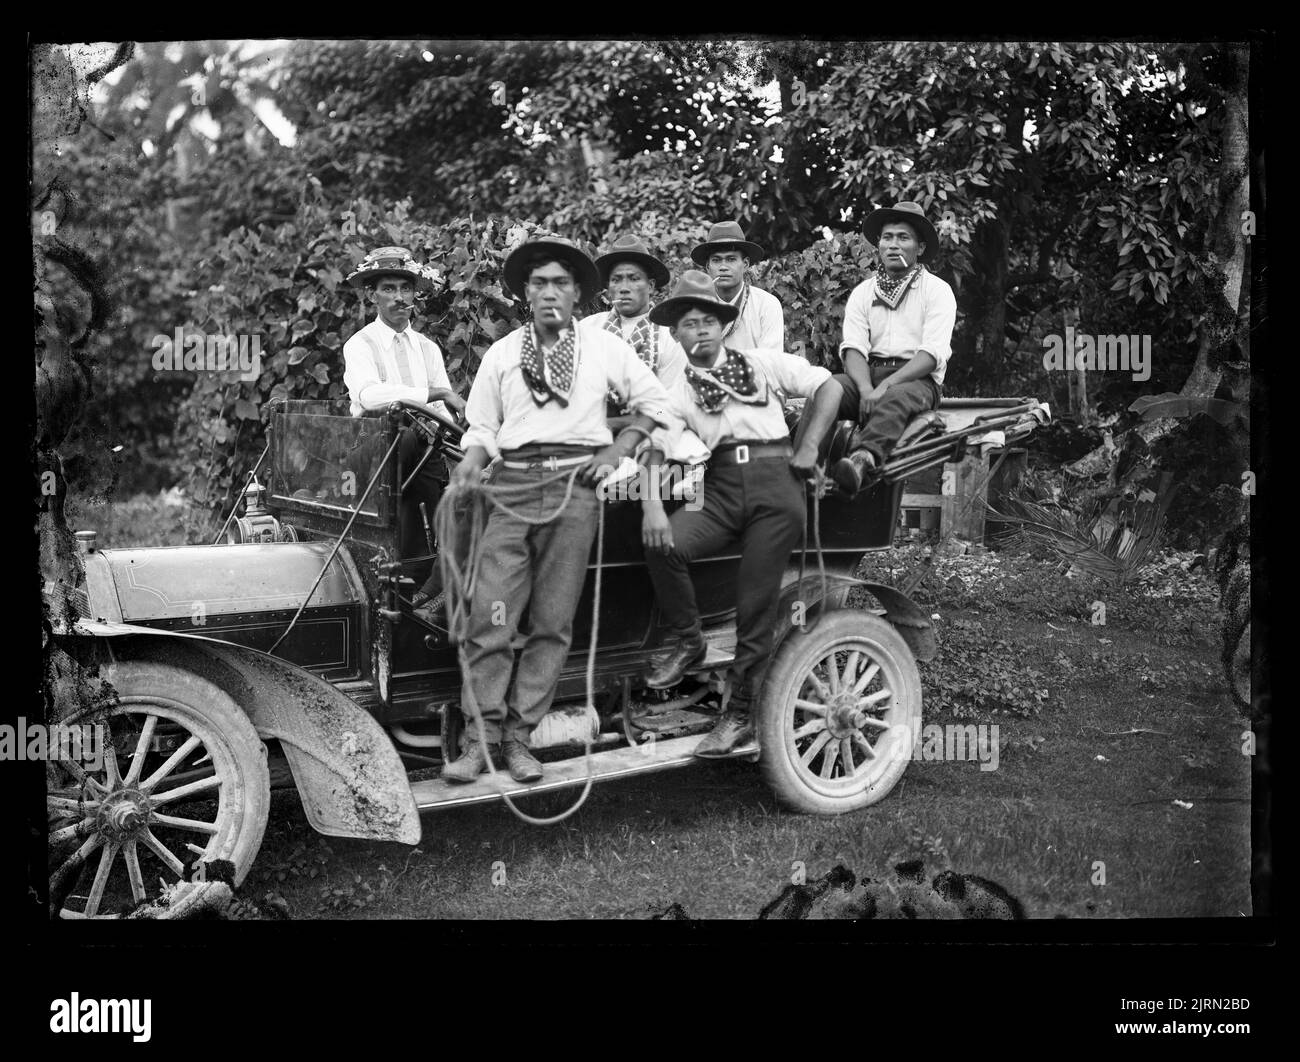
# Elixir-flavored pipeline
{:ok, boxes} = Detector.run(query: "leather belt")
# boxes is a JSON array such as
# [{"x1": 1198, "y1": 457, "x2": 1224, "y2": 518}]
[
  {"x1": 501, "y1": 453, "x2": 592, "y2": 471},
  {"x1": 869, "y1": 355, "x2": 910, "y2": 366},
  {"x1": 710, "y1": 441, "x2": 792, "y2": 467}
]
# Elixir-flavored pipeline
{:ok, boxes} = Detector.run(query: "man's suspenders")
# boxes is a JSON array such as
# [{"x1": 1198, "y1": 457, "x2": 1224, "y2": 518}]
[
  {"x1": 358, "y1": 329, "x2": 438, "y2": 386},
  {"x1": 358, "y1": 330, "x2": 388, "y2": 384}
]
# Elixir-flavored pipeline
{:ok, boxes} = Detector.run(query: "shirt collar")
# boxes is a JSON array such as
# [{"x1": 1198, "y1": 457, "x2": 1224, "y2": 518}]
[
  {"x1": 528, "y1": 321, "x2": 580, "y2": 352},
  {"x1": 370, "y1": 317, "x2": 411, "y2": 346}
]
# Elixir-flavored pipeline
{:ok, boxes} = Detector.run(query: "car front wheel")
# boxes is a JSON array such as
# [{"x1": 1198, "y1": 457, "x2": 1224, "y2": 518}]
[
  {"x1": 47, "y1": 661, "x2": 270, "y2": 918},
  {"x1": 757, "y1": 610, "x2": 921, "y2": 815}
]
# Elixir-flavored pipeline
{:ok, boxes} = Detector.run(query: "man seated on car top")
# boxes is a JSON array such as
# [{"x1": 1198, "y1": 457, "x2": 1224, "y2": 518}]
[
  {"x1": 823, "y1": 201, "x2": 956, "y2": 494},
  {"x1": 641, "y1": 271, "x2": 843, "y2": 758},
  {"x1": 443, "y1": 237, "x2": 675, "y2": 786},
  {"x1": 342, "y1": 246, "x2": 467, "y2": 611}
]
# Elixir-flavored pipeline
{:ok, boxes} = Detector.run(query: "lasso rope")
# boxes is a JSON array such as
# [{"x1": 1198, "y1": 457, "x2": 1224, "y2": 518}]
[
  {"x1": 433, "y1": 466, "x2": 602, "y2": 826},
  {"x1": 795, "y1": 466, "x2": 831, "y2": 634}
]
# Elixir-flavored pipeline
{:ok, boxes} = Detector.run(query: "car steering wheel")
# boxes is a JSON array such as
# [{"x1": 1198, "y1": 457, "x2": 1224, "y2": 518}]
[{"x1": 389, "y1": 399, "x2": 466, "y2": 453}]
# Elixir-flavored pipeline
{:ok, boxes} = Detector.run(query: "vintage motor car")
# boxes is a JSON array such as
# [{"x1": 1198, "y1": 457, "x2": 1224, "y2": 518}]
[{"x1": 46, "y1": 396, "x2": 1048, "y2": 917}]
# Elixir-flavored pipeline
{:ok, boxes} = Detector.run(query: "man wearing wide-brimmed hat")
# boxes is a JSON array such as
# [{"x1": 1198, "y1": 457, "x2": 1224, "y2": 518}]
[
  {"x1": 639, "y1": 270, "x2": 843, "y2": 758},
  {"x1": 578, "y1": 233, "x2": 687, "y2": 427},
  {"x1": 342, "y1": 245, "x2": 467, "y2": 599},
  {"x1": 691, "y1": 220, "x2": 785, "y2": 352},
  {"x1": 825, "y1": 201, "x2": 956, "y2": 494},
  {"x1": 442, "y1": 236, "x2": 675, "y2": 785}
]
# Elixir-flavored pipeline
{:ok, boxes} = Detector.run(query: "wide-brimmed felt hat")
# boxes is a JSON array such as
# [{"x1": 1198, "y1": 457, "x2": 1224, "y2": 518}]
[
  {"x1": 594, "y1": 234, "x2": 671, "y2": 289},
  {"x1": 690, "y1": 220, "x2": 765, "y2": 267},
  {"x1": 649, "y1": 269, "x2": 741, "y2": 328},
  {"x1": 502, "y1": 236, "x2": 600, "y2": 300},
  {"x1": 346, "y1": 245, "x2": 434, "y2": 289},
  {"x1": 863, "y1": 201, "x2": 940, "y2": 263}
]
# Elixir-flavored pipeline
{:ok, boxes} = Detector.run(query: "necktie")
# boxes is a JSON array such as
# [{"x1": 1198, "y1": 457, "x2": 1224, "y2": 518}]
[{"x1": 393, "y1": 331, "x2": 416, "y2": 387}]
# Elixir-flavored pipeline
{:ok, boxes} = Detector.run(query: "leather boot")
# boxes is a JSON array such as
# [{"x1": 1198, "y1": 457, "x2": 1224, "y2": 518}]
[
  {"x1": 412, "y1": 591, "x2": 446, "y2": 627},
  {"x1": 441, "y1": 740, "x2": 491, "y2": 784},
  {"x1": 501, "y1": 739, "x2": 544, "y2": 783},
  {"x1": 693, "y1": 710, "x2": 754, "y2": 758},
  {"x1": 831, "y1": 449, "x2": 878, "y2": 495},
  {"x1": 644, "y1": 632, "x2": 709, "y2": 690}
]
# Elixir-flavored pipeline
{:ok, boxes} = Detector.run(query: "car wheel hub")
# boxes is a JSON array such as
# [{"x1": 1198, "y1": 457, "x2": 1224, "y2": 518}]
[
  {"x1": 96, "y1": 789, "x2": 152, "y2": 841},
  {"x1": 824, "y1": 691, "x2": 873, "y2": 739}
]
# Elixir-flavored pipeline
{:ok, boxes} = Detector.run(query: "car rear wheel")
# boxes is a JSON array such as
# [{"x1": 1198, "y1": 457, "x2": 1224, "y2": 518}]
[
  {"x1": 47, "y1": 661, "x2": 270, "y2": 918},
  {"x1": 757, "y1": 610, "x2": 921, "y2": 815}
]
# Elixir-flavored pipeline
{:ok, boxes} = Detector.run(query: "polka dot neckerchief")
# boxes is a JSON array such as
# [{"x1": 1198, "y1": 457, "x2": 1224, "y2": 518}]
[
  {"x1": 603, "y1": 310, "x2": 658, "y2": 413},
  {"x1": 685, "y1": 348, "x2": 770, "y2": 414},
  {"x1": 520, "y1": 323, "x2": 577, "y2": 408},
  {"x1": 873, "y1": 265, "x2": 924, "y2": 309}
]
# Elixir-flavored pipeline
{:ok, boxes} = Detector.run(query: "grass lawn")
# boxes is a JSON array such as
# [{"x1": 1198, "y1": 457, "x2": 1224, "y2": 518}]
[{"x1": 233, "y1": 540, "x2": 1251, "y2": 920}]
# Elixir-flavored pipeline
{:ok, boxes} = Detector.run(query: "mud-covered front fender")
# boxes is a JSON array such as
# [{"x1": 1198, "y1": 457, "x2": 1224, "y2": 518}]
[
  {"x1": 61, "y1": 620, "x2": 420, "y2": 845},
  {"x1": 854, "y1": 580, "x2": 937, "y2": 662},
  {"x1": 775, "y1": 575, "x2": 937, "y2": 662}
]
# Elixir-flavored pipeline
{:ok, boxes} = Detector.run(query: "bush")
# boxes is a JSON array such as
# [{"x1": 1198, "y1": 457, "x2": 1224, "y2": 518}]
[
  {"x1": 920, "y1": 619, "x2": 1051, "y2": 719},
  {"x1": 755, "y1": 231, "x2": 878, "y2": 366},
  {"x1": 178, "y1": 193, "x2": 561, "y2": 525}
]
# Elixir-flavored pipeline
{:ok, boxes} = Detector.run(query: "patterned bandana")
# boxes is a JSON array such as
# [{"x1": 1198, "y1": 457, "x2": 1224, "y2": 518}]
[
  {"x1": 873, "y1": 265, "x2": 923, "y2": 310},
  {"x1": 719, "y1": 281, "x2": 750, "y2": 340},
  {"x1": 684, "y1": 348, "x2": 769, "y2": 414},
  {"x1": 603, "y1": 310, "x2": 658, "y2": 413},
  {"x1": 602, "y1": 310, "x2": 658, "y2": 371},
  {"x1": 520, "y1": 323, "x2": 577, "y2": 408}
]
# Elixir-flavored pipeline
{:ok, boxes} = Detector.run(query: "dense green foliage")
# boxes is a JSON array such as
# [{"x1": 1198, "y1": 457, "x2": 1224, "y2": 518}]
[{"x1": 41, "y1": 39, "x2": 1249, "y2": 543}]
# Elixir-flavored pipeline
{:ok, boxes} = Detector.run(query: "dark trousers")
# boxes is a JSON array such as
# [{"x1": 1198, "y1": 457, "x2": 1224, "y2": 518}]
[
  {"x1": 459, "y1": 467, "x2": 599, "y2": 746},
  {"x1": 644, "y1": 457, "x2": 806, "y2": 712},
  {"x1": 397, "y1": 428, "x2": 445, "y2": 590},
  {"x1": 827, "y1": 364, "x2": 941, "y2": 464}
]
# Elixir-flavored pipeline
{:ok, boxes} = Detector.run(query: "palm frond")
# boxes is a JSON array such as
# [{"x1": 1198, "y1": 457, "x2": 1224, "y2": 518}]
[{"x1": 991, "y1": 473, "x2": 1176, "y2": 584}]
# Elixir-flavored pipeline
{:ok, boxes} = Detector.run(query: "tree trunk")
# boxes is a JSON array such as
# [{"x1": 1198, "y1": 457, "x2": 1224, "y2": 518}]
[
  {"x1": 1063, "y1": 305, "x2": 1091, "y2": 424},
  {"x1": 973, "y1": 216, "x2": 1009, "y2": 392},
  {"x1": 34, "y1": 46, "x2": 98, "y2": 613},
  {"x1": 35, "y1": 44, "x2": 122, "y2": 839}
]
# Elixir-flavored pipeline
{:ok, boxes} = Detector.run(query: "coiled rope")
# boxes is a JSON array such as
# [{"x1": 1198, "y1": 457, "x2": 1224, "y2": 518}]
[{"x1": 433, "y1": 466, "x2": 602, "y2": 826}]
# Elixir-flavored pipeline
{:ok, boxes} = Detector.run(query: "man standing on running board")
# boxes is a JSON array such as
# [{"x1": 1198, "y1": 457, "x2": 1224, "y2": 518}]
[{"x1": 442, "y1": 237, "x2": 674, "y2": 785}]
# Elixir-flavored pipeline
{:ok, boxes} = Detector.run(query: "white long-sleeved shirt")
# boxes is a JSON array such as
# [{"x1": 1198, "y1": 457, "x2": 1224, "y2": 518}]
[
  {"x1": 342, "y1": 318, "x2": 452, "y2": 418},
  {"x1": 575, "y1": 312, "x2": 687, "y2": 390},
  {"x1": 720, "y1": 283, "x2": 785, "y2": 352},
  {"x1": 460, "y1": 325, "x2": 674, "y2": 459},
  {"x1": 661, "y1": 348, "x2": 831, "y2": 453},
  {"x1": 838, "y1": 268, "x2": 957, "y2": 386}
]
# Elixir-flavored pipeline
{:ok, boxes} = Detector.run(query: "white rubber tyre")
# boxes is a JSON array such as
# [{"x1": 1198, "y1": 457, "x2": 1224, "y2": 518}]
[
  {"x1": 757, "y1": 610, "x2": 921, "y2": 815},
  {"x1": 47, "y1": 661, "x2": 270, "y2": 918}
]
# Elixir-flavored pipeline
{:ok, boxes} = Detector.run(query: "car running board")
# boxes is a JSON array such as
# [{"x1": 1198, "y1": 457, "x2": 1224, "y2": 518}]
[{"x1": 409, "y1": 733, "x2": 759, "y2": 813}]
